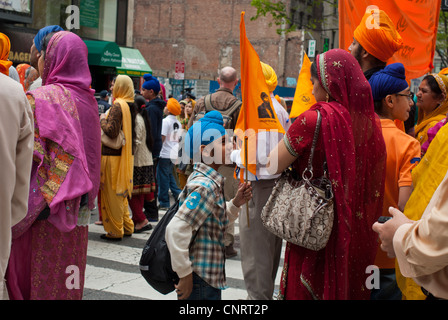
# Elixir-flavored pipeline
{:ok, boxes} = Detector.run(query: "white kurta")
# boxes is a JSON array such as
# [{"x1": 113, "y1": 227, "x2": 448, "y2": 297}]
[{"x1": 0, "y1": 73, "x2": 34, "y2": 300}]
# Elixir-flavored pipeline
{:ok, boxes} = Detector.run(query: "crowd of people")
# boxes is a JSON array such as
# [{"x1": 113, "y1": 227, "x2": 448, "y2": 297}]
[{"x1": 1, "y1": 7, "x2": 448, "y2": 302}]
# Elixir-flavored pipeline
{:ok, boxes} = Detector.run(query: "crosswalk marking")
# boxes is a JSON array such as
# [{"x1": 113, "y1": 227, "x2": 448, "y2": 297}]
[{"x1": 84, "y1": 211, "x2": 285, "y2": 300}]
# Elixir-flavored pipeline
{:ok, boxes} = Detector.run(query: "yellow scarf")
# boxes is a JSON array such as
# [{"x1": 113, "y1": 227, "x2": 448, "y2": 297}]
[
  {"x1": 112, "y1": 75, "x2": 135, "y2": 198},
  {"x1": 396, "y1": 123, "x2": 448, "y2": 299}
]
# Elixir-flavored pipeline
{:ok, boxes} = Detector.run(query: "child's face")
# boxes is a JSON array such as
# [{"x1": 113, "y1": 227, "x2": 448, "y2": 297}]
[
  {"x1": 391, "y1": 87, "x2": 412, "y2": 122},
  {"x1": 203, "y1": 135, "x2": 232, "y2": 166},
  {"x1": 163, "y1": 106, "x2": 170, "y2": 116}
]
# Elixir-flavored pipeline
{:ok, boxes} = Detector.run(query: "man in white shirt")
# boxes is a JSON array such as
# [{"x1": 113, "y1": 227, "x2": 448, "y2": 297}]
[
  {"x1": 230, "y1": 62, "x2": 290, "y2": 300},
  {"x1": 157, "y1": 98, "x2": 183, "y2": 209}
]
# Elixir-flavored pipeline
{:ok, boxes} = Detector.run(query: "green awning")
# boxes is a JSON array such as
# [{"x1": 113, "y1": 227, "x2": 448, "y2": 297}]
[
  {"x1": 84, "y1": 40, "x2": 122, "y2": 68},
  {"x1": 117, "y1": 47, "x2": 152, "y2": 77}
]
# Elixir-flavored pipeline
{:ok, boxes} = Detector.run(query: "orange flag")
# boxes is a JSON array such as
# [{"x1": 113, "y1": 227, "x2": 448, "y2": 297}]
[
  {"x1": 339, "y1": 0, "x2": 441, "y2": 80},
  {"x1": 235, "y1": 11, "x2": 286, "y2": 177},
  {"x1": 289, "y1": 52, "x2": 317, "y2": 119}
]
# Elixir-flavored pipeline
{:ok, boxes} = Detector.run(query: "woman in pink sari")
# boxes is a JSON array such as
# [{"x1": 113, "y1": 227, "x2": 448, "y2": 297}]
[
  {"x1": 6, "y1": 31, "x2": 101, "y2": 300},
  {"x1": 269, "y1": 49, "x2": 386, "y2": 299}
]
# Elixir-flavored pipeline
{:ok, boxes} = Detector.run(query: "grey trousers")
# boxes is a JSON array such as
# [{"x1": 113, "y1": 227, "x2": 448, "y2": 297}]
[{"x1": 239, "y1": 178, "x2": 283, "y2": 300}]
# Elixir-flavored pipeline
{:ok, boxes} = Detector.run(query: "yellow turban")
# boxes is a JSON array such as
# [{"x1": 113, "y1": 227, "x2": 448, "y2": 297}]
[
  {"x1": 439, "y1": 68, "x2": 448, "y2": 77},
  {"x1": 167, "y1": 98, "x2": 181, "y2": 116},
  {"x1": 0, "y1": 33, "x2": 13, "y2": 76},
  {"x1": 261, "y1": 62, "x2": 278, "y2": 92},
  {"x1": 354, "y1": 10, "x2": 403, "y2": 62}
]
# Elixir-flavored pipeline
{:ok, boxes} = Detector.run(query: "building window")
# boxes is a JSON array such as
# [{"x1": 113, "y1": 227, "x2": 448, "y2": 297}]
[
  {"x1": 28, "y1": 0, "x2": 72, "y2": 30},
  {"x1": 25, "y1": 0, "x2": 118, "y2": 42},
  {"x1": 78, "y1": 0, "x2": 118, "y2": 42}
]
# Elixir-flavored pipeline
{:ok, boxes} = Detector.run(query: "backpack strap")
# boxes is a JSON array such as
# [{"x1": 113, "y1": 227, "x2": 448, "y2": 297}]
[
  {"x1": 222, "y1": 98, "x2": 242, "y2": 117},
  {"x1": 205, "y1": 93, "x2": 241, "y2": 116},
  {"x1": 204, "y1": 94, "x2": 214, "y2": 112}
]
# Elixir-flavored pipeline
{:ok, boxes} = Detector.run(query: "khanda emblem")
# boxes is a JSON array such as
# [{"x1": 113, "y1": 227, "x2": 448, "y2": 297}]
[
  {"x1": 396, "y1": 16, "x2": 408, "y2": 33},
  {"x1": 301, "y1": 95, "x2": 311, "y2": 103}
]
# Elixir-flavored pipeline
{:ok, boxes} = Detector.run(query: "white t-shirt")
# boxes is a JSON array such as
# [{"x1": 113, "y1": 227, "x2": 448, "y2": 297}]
[{"x1": 160, "y1": 115, "x2": 181, "y2": 160}]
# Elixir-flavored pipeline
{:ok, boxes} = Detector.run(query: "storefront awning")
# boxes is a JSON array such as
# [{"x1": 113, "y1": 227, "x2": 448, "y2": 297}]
[
  {"x1": 117, "y1": 47, "x2": 152, "y2": 77},
  {"x1": 84, "y1": 40, "x2": 122, "y2": 68}
]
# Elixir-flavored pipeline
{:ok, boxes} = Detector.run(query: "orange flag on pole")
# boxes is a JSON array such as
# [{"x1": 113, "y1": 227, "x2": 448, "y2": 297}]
[
  {"x1": 289, "y1": 52, "x2": 317, "y2": 119},
  {"x1": 339, "y1": 0, "x2": 441, "y2": 80},
  {"x1": 235, "y1": 11, "x2": 286, "y2": 177}
]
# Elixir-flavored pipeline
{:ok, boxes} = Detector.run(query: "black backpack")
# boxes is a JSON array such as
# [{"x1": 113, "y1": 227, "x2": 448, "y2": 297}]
[{"x1": 139, "y1": 200, "x2": 180, "y2": 294}]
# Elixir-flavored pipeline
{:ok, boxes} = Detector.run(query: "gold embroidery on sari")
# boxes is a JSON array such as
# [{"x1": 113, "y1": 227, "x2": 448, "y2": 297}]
[{"x1": 300, "y1": 274, "x2": 320, "y2": 300}]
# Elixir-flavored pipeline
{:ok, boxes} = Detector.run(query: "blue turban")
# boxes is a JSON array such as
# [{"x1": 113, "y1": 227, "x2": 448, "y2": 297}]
[
  {"x1": 34, "y1": 25, "x2": 64, "y2": 53},
  {"x1": 142, "y1": 74, "x2": 160, "y2": 94},
  {"x1": 369, "y1": 63, "x2": 409, "y2": 101},
  {"x1": 185, "y1": 111, "x2": 227, "y2": 160}
]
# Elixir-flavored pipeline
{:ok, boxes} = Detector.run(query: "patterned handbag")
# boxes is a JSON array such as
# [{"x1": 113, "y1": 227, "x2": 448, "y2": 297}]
[
  {"x1": 101, "y1": 129, "x2": 126, "y2": 150},
  {"x1": 261, "y1": 110, "x2": 334, "y2": 251}
]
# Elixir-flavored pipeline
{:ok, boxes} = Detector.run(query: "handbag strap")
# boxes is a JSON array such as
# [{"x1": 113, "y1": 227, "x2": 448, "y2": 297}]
[{"x1": 306, "y1": 109, "x2": 322, "y2": 173}]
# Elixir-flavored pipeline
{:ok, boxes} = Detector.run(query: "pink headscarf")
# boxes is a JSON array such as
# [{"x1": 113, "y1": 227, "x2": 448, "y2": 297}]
[
  {"x1": 13, "y1": 31, "x2": 101, "y2": 236},
  {"x1": 159, "y1": 83, "x2": 167, "y2": 101}
]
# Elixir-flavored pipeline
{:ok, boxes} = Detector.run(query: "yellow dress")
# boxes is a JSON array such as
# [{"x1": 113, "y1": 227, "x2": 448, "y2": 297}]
[
  {"x1": 100, "y1": 75, "x2": 135, "y2": 238},
  {"x1": 397, "y1": 123, "x2": 448, "y2": 299}
]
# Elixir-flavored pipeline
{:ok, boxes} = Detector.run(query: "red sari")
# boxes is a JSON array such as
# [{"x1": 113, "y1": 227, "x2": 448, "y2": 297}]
[{"x1": 280, "y1": 49, "x2": 386, "y2": 300}]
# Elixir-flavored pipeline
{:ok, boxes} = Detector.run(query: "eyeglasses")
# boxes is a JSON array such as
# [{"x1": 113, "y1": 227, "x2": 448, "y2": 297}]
[{"x1": 395, "y1": 93, "x2": 414, "y2": 100}]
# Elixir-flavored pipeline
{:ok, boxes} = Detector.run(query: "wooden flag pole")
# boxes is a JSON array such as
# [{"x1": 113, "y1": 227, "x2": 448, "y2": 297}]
[{"x1": 244, "y1": 135, "x2": 249, "y2": 228}]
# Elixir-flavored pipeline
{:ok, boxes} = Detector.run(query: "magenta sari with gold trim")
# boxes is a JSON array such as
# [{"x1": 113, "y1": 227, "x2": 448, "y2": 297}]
[
  {"x1": 280, "y1": 49, "x2": 386, "y2": 300},
  {"x1": 6, "y1": 31, "x2": 101, "y2": 300}
]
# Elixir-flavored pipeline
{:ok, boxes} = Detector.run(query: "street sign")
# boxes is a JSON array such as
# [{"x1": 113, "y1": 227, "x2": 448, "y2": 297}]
[
  {"x1": 308, "y1": 40, "x2": 316, "y2": 58},
  {"x1": 175, "y1": 61, "x2": 185, "y2": 80}
]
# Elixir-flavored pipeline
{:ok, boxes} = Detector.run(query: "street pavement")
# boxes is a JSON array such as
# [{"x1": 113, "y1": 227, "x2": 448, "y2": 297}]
[{"x1": 83, "y1": 201, "x2": 285, "y2": 300}]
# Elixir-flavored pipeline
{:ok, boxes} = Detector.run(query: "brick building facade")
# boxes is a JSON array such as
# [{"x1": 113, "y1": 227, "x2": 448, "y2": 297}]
[{"x1": 132, "y1": 0, "x2": 304, "y2": 88}]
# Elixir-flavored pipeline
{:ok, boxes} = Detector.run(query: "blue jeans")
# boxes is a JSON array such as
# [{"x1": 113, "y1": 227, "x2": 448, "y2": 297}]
[
  {"x1": 156, "y1": 158, "x2": 181, "y2": 208},
  {"x1": 186, "y1": 273, "x2": 222, "y2": 300}
]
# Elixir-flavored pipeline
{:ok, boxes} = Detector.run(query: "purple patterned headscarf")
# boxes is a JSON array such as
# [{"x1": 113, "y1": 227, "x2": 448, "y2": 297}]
[{"x1": 13, "y1": 31, "x2": 101, "y2": 236}]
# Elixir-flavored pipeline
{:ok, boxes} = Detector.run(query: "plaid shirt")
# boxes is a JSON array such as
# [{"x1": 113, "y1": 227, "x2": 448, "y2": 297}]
[{"x1": 175, "y1": 163, "x2": 229, "y2": 289}]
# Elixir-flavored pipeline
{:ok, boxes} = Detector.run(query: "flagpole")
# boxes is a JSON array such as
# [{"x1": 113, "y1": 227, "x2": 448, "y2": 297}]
[{"x1": 244, "y1": 136, "x2": 249, "y2": 228}]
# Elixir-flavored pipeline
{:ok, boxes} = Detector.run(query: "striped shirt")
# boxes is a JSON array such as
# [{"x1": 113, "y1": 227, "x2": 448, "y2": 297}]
[{"x1": 175, "y1": 163, "x2": 229, "y2": 289}]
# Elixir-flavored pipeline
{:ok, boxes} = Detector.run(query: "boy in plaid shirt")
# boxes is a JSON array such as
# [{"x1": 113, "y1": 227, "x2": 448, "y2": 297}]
[{"x1": 165, "y1": 111, "x2": 252, "y2": 300}]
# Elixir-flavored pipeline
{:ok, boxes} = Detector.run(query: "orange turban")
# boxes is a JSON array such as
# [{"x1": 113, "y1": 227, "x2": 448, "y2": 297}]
[
  {"x1": 0, "y1": 33, "x2": 13, "y2": 76},
  {"x1": 167, "y1": 98, "x2": 181, "y2": 116},
  {"x1": 354, "y1": 10, "x2": 403, "y2": 62}
]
